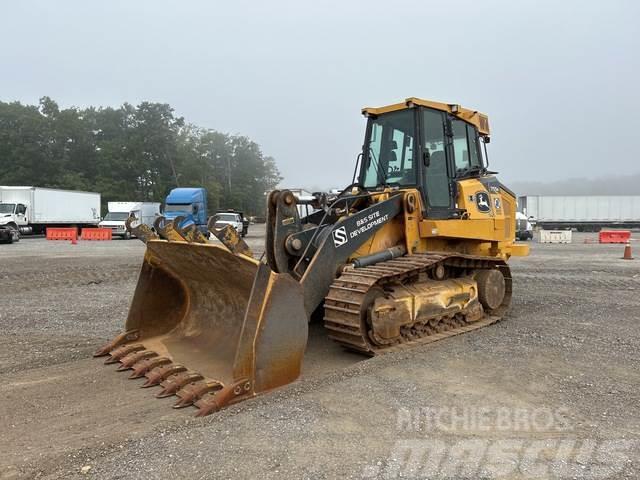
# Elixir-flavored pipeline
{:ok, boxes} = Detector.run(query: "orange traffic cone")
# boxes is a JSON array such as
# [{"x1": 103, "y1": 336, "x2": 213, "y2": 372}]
[{"x1": 622, "y1": 241, "x2": 633, "y2": 260}]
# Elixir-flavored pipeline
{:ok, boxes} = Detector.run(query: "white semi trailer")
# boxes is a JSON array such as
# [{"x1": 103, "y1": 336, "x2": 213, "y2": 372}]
[
  {"x1": 518, "y1": 195, "x2": 640, "y2": 231},
  {"x1": 0, "y1": 186, "x2": 101, "y2": 240},
  {"x1": 99, "y1": 202, "x2": 161, "y2": 239}
]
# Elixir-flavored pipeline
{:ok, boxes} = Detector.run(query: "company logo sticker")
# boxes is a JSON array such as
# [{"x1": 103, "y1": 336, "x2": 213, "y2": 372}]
[
  {"x1": 494, "y1": 198, "x2": 501, "y2": 210},
  {"x1": 332, "y1": 226, "x2": 348, "y2": 247},
  {"x1": 475, "y1": 192, "x2": 491, "y2": 213}
]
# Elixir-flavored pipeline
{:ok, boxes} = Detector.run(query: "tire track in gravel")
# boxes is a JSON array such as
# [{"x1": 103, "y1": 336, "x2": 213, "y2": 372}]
[
  {"x1": 0, "y1": 264, "x2": 141, "y2": 293},
  {"x1": 515, "y1": 272, "x2": 640, "y2": 289}
]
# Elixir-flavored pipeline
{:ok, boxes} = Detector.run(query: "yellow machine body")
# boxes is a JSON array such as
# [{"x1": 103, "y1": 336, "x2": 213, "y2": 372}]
[{"x1": 352, "y1": 180, "x2": 529, "y2": 261}]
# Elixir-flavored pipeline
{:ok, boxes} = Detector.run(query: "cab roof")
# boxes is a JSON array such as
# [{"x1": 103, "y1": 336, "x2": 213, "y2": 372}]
[{"x1": 361, "y1": 97, "x2": 490, "y2": 136}]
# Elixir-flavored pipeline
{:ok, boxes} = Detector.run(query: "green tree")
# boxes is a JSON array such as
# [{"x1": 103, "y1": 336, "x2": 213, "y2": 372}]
[{"x1": 0, "y1": 97, "x2": 281, "y2": 216}]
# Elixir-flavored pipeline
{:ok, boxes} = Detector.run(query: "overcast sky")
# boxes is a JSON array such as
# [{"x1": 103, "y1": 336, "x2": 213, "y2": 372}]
[{"x1": 1, "y1": 0, "x2": 638, "y2": 190}]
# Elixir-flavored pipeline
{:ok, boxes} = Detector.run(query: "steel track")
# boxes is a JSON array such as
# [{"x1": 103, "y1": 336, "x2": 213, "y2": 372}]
[{"x1": 323, "y1": 253, "x2": 512, "y2": 354}]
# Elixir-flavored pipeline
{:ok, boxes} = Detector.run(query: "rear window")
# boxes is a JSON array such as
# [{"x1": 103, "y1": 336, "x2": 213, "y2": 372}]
[
  {"x1": 104, "y1": 212, "x2": 129, "y2": 221},
  {"x1": 217, "y1": 213, "x2": 239, "y2": 221}
]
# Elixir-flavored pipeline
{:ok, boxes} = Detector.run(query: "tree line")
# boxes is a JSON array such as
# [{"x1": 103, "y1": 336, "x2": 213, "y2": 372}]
[{"x1": 0, "y1": 97, "x2": 281, "y2": 215}]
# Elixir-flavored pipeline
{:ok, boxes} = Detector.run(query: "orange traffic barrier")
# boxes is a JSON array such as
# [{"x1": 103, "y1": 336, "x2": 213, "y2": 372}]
[
  {"x1": 81, "y1": 228, "x2": 113, "y2": 241},
  {"x1": 599, "y1": 230, "x2": 631, "y2": 244},
  {"x1": 622, "y1": 242, "x2": 634, "y2": 260},
  {"x1": 46, "y1": 227, "x2": 78, "y2": 241}
]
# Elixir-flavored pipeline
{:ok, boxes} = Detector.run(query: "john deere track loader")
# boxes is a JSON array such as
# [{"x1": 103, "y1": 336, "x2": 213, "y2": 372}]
[{"x1": 95, "y1": 97, "x2": 529, "y2": 416}]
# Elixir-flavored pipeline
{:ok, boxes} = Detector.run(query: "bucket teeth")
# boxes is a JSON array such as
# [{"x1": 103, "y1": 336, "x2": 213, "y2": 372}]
[
  {"x1": 174, "y1": 380, "x2": 223, "y2": 408},
  {"x1": 154, "y1": 216, "x2": 185, "y2": 242},
  {"x1": 94, "y1": 330, "x2": 140, "y2": 357},
  {"x1": 157, "y1": 372, "x2": 204, "y2": 398},
  {"x1": 125, "y1": 216, "x2": 158, "y2": 243},
  {"x1": 129, "y1": 357, "x2": 172, "y2": 379},
  {"x1": 142, "y1": 364, "x2": 187, "y2": 388},
  {"x1": 194, "y1": 379, "x2": 251, "y2": 417},
  {"x1": 104, "y1": 344, "x2": 144, "y2": 364},
  {"x1": 116, "y1": 350, "x2": 158, "y2": 371},
  {"x1": 195, "y1": 393, "x2": 223, "y2": 417}
]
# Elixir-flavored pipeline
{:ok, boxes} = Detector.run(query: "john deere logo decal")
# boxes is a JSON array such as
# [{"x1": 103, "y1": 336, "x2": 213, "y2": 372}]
[
  {"x1": 332, "y1": 226, "x2": 348, "y2": 247},
  {"x1": 475, "y1": 192, "x2": 491, "y2": 213}
]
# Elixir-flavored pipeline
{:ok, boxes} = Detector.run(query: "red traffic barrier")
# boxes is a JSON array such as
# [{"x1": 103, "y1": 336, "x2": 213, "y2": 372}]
[
  {"x1": 81, "y1": 228, "x2": 113, "y2": 241},
  {"x1": 599, "y1": 230, "x2": 631, "y2": 244},
  {"x1": 46, "y1": 227, "x2": 78, "y2": 241}
]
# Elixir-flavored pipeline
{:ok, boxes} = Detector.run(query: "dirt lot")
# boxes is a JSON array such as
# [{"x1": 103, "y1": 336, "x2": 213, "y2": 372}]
[{"x1": 1, "y1": 228, "x2": 638, "y2": 479}]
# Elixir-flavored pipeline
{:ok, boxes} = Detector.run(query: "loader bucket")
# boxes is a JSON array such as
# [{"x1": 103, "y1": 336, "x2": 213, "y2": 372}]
[{"x1": 95, "y1": 239, "x2": 308, "y2": 415}]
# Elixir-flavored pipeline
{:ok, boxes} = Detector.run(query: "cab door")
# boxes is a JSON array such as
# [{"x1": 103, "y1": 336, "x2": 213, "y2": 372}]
[
  {"x1": 15, "y1": 203, "x2": 28, "y2": 226},
  {"x1": 419, "y1": 108, "x2": 457, "y2": 218}
]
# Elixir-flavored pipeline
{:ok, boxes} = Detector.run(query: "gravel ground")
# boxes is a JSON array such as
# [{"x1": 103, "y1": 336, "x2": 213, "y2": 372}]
[{"x1": 0, "y1": 229, "x2": 638, "y2": 479}]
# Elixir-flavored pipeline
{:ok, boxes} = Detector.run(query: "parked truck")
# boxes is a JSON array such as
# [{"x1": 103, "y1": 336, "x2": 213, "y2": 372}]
[
  {"x1": 163, "y1": 187, "x2": 209, "y2": 234},
  {"x1": 0, "y1": 186, "x2": 101, "y2": 239},
  {"x1": 212, "y1": 210, "x2": 248, "y2": 236},
  {"x1": 515, "y1": 211, "x2": 533, "y2": 240},
  {"x1": 99, "y1": 202, "x2": 161, "y2": 239},
  {"x1": 518, "y1": 195, "x2": 640, "y2": 231}
]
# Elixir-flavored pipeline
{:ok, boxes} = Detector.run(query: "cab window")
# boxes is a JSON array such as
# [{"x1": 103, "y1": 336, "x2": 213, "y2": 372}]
[
  {"x1": 451, "y1": 119, "x2": 470, "y2": 172},
  {"x1": 451, "y1": 119, "x2": 483, "y2": 174},
  {"x1": 467, "y1": 124, "x2": 482, "y2": 168},
  {"x1": 362, "y1": 109, "x2": 416, "y2": 188}
]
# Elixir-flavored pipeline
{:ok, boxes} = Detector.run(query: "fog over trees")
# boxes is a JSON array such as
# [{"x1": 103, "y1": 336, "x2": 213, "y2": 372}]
[
  {"x1": 511, "y1": 174, "x2": 640, "y2": 196},
  {"x1": 0, "y1": 97, "x2": 281, "y2": 215}
]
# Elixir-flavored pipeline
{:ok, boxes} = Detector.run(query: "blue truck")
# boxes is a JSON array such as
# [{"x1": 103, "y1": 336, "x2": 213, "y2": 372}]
[{"x1": 163, "y1": 187, "x2": 209, "y2": 234}]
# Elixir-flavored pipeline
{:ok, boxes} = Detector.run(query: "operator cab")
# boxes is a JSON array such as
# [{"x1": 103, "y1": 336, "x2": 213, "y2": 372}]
[{"x1": 359, "y1": 98, "x2": 490, "y2": 218}]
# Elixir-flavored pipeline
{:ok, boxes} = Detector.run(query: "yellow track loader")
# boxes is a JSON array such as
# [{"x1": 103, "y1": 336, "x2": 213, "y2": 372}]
[{"x1": 95, "y1": 97, "x2": 529, "y2": 416}]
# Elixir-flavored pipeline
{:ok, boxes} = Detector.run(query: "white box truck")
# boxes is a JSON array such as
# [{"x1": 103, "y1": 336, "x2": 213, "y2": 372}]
[
  {"x1": 99, "y1": 202, "x2": 161, "y2": 239},
  {"x1": 0, "y1": 186, "x2": 101, "y2": 240}
]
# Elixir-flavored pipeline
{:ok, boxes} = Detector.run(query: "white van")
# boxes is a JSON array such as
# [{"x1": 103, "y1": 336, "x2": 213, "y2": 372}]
[{"x1": 99, "y1": 202, "x2": 161, "y2": 239}]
